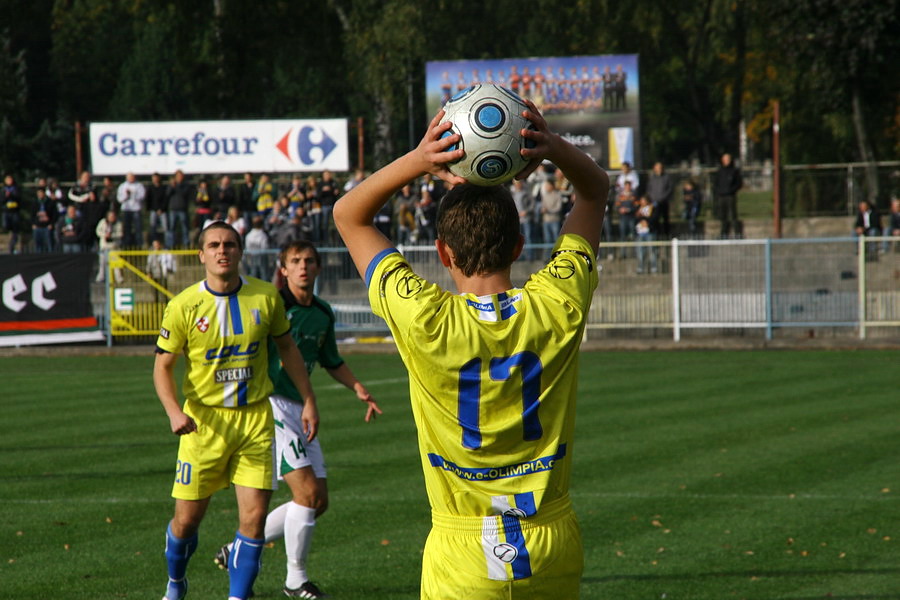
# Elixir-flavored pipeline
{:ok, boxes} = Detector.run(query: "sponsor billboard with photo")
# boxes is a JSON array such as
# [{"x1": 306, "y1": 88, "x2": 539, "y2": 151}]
[
  {"x1": 89, "y1": 119, "x2": 349, "y2": 175},
  {"x1": 426, "y1": 54, "x2": 640, "y2": 170}
]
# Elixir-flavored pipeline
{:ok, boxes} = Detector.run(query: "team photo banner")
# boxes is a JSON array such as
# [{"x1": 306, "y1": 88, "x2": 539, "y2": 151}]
[
  {"x1": 426, "y1": 54, "x2": 640, "y2": 169},
  {"x1": 89, "y1": 119, "x2": 350, "y2": 175},
  {"x1": 0, "y1": 254, "x2": 104, "y2": 347}
]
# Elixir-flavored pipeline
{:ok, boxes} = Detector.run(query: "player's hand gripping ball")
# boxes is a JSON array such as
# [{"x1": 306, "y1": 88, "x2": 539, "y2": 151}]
[{"x1": 439, "y1": 83, "x2": 536, "y2": 186}]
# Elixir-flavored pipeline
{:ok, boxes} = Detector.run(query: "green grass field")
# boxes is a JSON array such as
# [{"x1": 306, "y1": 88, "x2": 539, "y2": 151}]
[{"x1": 2, "y1": 350, "x2": 899, "y2": 599}]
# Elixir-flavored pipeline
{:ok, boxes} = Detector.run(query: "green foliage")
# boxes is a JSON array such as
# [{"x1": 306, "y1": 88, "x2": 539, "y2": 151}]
[
  {"x1": 50, "y1": 0, "x2": 134, "y2": 121},
  {"x1": 0, "y1": 30, "x2": 29, "y2": 174},
  {"x1": 0, "y1": 0, "x2": 893, "y2": 177}
]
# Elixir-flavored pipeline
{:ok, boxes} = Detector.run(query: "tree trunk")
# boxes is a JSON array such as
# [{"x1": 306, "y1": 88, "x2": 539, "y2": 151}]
[
  {"x1": 851, "y1": 83, "x2": 879, "y2": 205},
  {"x1": 373, "y1": 96, "x2": 394, "y2": 167},
  {"x1": 212, "y1": 0, "x2": 227, "y2": 118},
  {"x1": 727, "y1": 1, "x2": 746, "y2": 156}
]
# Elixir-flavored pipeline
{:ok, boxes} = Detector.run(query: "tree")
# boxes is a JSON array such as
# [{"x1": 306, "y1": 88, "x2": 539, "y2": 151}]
[
  {"x1": 769, "y1": 0, "x2": 900, "y2": 203},
  {"x1": 0, "y1": 30, "x2": 29, "y2": 175},
  {"x1": 329, "y1": 0, "x2": 426, "y2": 167},
  {"x1": 50, "y1": 0, "x2": 133, "y2": 122}
]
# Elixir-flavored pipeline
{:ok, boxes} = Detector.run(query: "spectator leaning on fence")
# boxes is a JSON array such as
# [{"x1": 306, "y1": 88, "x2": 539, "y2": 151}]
[
  {"x1": 147, "y1": 173, "x2": 169, "y2": 246},
  {"x1": 853, "y1": 199, "x2": 882, "y2": 258},
  {"x1": 646, "y1": 161, "x2": 673, "y2": 238},
  {"x1": 31, "y1": 187, "x2": 57, "y2": 253},
  {"x1": 3, "y1": 174, "x2": 22, "y2": 254},
  {"x1": 714, "y1": 153, "x2": 743, "y2": 238},
  {"x1": 95, "y1": 210, "x2": 124, "y2": 283},
  {"x1": 117, "y1": 172, "x2": 146, "y2": 248},
  {"x1": 885, "y1": 198, "x2": 900, "y2": 251}
]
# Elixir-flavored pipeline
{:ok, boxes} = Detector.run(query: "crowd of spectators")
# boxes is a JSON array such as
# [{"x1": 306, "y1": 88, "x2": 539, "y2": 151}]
[
  {"x1": 4, "y1": 159, "x2": 897, "y2": 270},
  {"x1": 0, "y1": 169, "x2": 354, "y2": 257}
]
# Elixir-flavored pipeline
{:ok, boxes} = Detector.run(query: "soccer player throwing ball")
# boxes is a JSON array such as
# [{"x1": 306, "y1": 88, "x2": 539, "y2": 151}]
[
  {"x1": 154, "y1": 221, "x2": 317, "y2": 600},
  {"x1": 214, "y1": 240, "x2": 382, "y2": 598},
  {"x1": 334, "y1": 101, "x2": 608, "y2": 598}
]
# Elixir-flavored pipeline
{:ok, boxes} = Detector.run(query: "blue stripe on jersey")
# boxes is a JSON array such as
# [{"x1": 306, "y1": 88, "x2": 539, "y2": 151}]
[
  {"x1": 514, "y1": 492, "x2": 537, "y2": 517},
  {"x1": 229, "y1": 293, "x2": 244, "y2": 335},
  {"x1": 501, "y1": 514, "x2": 533, "y2": 579},
  {"x1": 458, "y1": 358, "x2": 482, "y2": 449},
  {"x1": 427, "y1": 444, "x2": 566, "y2": 481},
  {"x1": 365, "y1": 248, "x2": 400, "y2": 288},
  {"x1": 489, "y1": 353, "x2": 542, "y2": 442},
  {"x1": 498, "y1": 292, "x2": 518, "y2": 320},
  {"x1": 236, "y1": 381, "x2": 248, "y2": 406}
]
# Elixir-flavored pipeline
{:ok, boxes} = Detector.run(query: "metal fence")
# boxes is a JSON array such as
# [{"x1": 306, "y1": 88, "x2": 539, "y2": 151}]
[
  {"x1": 103, "y1": 236, "x2": 900, "y2": 344},
  {"x1": 587, "y1": 236, "x2": 899, "y2": 340}
]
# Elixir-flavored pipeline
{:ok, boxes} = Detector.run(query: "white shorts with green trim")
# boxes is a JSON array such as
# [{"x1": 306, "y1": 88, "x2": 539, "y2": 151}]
[{"x1": 270, "y1": 394, "x2": 327, "y2": 479}]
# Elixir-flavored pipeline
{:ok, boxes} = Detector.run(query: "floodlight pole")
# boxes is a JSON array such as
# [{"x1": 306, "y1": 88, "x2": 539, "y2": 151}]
[{"x1": 772, "y1": 100, "x2": 782, "y2": 239}]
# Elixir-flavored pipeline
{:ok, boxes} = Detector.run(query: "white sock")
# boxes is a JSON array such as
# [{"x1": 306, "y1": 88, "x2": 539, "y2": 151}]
[
  {"x1": 284, "y1": 502, "x2": 317, "y2": 589},
  {"x1": 264, "y1": 501, "x2": 291, "y2": 543}
]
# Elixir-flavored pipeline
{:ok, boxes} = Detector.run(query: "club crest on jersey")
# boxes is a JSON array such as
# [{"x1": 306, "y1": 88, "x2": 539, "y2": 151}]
[{"x1": 196, "y1": 316, "x2": 210, "y2": 333}]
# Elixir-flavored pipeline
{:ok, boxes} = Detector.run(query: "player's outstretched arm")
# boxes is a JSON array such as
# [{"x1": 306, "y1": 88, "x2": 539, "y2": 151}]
[
  {"x1": 334, "y1": 110, "x2": 466, "y2": 280},
  {"x1": 273, "y1": 332, "x2": 319, "y2": 441},
  {"x1": 519, "y1": 99, "x2": 609, "y2": 254},
  {"x1": 153, "y1": 351, "x2": 196, "y2": 435},
  {"x1": 326, "y1": 363, "x2": 383, "y2": 422}
]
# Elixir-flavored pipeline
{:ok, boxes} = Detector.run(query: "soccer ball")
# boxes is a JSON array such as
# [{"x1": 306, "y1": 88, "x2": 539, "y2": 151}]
[{"x1": 439, "y1": 83, "x2": 535, "y2": 186}]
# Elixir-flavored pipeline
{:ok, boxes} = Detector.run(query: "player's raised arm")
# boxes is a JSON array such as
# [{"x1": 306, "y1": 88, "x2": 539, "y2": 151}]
[
  {"x1": 519, "y1": 99, "x2": 609, "y2": 254},
  {"x1": 333, "y1": 110, "x2": 467, "y2": 280}
]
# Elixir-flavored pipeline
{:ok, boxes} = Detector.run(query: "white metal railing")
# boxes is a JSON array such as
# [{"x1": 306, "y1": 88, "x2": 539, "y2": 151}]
[{"x1": 102, "y1": 236, "x2": 900, "y2": 343}]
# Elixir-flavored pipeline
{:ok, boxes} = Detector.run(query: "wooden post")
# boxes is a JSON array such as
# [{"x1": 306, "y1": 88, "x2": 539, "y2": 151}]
[
  {"x1": 357, "y1": 116, "x2": 364, "y2": 172},
  {"x1": 74, "y1": 121, "x2": 83, "y2": 177}
]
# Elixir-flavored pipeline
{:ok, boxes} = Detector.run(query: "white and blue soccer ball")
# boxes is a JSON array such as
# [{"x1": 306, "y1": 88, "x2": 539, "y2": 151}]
[{"x1": 439, "y1": 83, "x2": 535, "y2": 186}]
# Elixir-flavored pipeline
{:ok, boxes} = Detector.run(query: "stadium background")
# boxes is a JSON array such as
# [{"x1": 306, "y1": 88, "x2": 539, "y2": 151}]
[{"x1": 2, "y1": 2, "x2": 900, "y2": 598}]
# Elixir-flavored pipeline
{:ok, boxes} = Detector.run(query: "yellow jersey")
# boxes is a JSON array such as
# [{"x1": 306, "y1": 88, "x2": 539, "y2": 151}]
[
  {"x1": 156, "y1": 276, "x2": 291, "y2": 408},
  {"x1": 367, "y1": 233, "x2": 599, "y2": 518}
]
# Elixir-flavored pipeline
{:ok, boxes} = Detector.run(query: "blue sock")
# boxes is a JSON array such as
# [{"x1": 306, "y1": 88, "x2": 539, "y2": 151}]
[
  {"x1": 228, "y1": 531, "x2": 265, "y2": 600},
  {"x1": 164, "y1": 523, "x2": 198, "y2": 582}
]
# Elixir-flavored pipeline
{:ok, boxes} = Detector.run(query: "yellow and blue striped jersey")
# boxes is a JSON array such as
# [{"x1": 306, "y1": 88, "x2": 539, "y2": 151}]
[
  {"x1": 156, "y1": 276, "x2": 291, "y2": 408},
  {"x1": 366, "y1": 233, "x2": 599, "y2": 518}
]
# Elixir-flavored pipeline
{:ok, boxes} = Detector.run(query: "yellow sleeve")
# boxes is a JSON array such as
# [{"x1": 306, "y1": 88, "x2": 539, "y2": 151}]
[
  {"x1": 366, "y1": 249, "x2": 447, "y2": 345},
  {"x1": 156, "y1": 296, "x2": 186, "y2": 353}
]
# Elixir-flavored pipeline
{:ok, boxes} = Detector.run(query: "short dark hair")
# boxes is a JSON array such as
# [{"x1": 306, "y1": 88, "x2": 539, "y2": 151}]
[
  {"x1": 279, "y1": 239, "x2": 320, "y2": 266},
  {"x1": 436, "y1": 183, "x2": 520, "y2": 277},
  {"x1": 198, "y1": 221, "x2": 242, "y2": 250}
]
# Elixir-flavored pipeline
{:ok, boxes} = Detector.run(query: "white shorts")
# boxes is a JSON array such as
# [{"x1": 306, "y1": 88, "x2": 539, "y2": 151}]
[{"x1": 270, "y1": 394, "x2": 327, "y2": 480}]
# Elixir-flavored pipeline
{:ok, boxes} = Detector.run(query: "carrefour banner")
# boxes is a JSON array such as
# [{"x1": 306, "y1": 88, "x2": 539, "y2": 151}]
[
  {"x1": 426, "y1": 54, "x2": 640, "y2": 169},
  {"x1": 90, "y1": 119, "x2": 350, "y2": 175},
  {"x1": 0, "y1": 254, "x2": 104, "y2": 347}
]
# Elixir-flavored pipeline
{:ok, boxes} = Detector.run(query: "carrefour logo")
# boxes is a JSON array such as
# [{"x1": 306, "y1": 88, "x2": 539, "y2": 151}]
[
  {"x1": 89, "y1": 119, "x2": 349, "y2": 175},
  {"x1": 276, "y1": 126, "x2": 337, "y2": 166}
]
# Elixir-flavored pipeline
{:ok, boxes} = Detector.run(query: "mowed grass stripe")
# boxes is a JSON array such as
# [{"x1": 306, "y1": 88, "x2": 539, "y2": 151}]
[{"x1": 2, "y1": 350, "x2": 899, "y2": 599}]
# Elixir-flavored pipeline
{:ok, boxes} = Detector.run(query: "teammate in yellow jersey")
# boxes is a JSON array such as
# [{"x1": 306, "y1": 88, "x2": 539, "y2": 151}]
[
  {"x1": 154, "y1": 221, "x2": 317, "y2": 600},
  {"x1": 334, "y1": 101, "x2": 608, "y2": 599}
]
